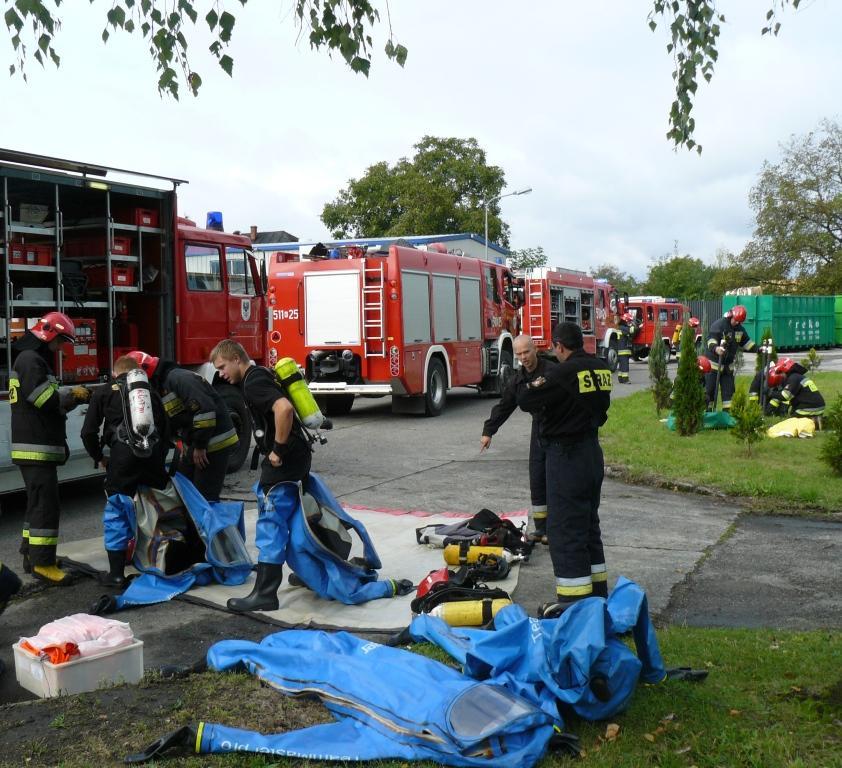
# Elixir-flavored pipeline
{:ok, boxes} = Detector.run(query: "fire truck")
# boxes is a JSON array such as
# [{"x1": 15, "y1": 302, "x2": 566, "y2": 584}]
[
  {"x1": 265, "y1": 242, "x2": 519, "y2": 416},
  {"x1": 522, "y1": 270, "x2": 698, "y2": 367},
  {"x1": 0, "y1": 149, "x2": 265, "y2": 492}
]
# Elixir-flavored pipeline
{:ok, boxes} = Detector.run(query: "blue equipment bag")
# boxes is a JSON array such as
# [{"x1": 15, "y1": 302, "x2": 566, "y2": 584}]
[{"x1": 101, "y1": 472, "x2": 252, "y2": 610}]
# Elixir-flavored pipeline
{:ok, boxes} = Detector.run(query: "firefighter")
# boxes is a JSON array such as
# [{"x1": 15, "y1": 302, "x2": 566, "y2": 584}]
[
  {"x1": 616, "y1": 312, "x2": 636, "y2": 384},
  {"x1": 81, "y1": 355, "x2": 170, "y2": 587},
  {"x1": 210, "y1": 339, "x2": 311, "y2": 612},
  {"x1": 768, "y1": 358, "x2": 825, "y2": 419},
  {"x1": 516, "y1": 321, "x2": 611, "y2": 618},
  {"x1": 10, "y1": 311, "x2": 90, "y2": 584},
  {"x1": 480, "y1": 335, "x2": 554, "y2": 544},
  {"x1": 705, "y1": 305, "x2": 756, "y2": 410},
  {"x1": 127, "y1": 350, "x2": 238, "y2": 501},
  {"x1": 748, "y1": 362, "x2": 785, "y2": 416},
  {"x1": 672, "y1": 316, "x2": 700, "y2": 355}
]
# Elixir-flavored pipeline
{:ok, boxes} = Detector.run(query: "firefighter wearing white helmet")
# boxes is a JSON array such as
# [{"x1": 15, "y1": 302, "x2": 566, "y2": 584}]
[
  {"x1": 10, "y1": 311, "x2": 90, "y2": 585},
  {"x1": 704, "y1": 305, "x2": 755, "y2": 410}
]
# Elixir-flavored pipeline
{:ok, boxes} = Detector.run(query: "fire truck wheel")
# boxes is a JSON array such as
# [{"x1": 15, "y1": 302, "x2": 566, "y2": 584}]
[
  {"x1": 424, "y1": 359, "x2": 447, "y2": 417},
  {"x1": 217, "y1": 383, "x2": 252, "y2": 473},
  {"x1": 606, "y1": 341, "x2": 619, "y2": 372},
  {"x1": 324, "y1": 394, "x2": 355, "y2": 417},
  {"x1": 496, "y1": 349, "x2": 514, "y2": 396}
]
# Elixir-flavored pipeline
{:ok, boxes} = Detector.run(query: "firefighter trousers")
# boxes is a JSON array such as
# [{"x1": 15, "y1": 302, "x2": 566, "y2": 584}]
[
  {"x1": 528, "y1": 420, "x2": 547, "y2": 531},
  {"x1": 180, "y1": 444, "x2": 233, "y2": 501},
  {"x1": 544, "y1": 435, "x2": 607, "y2": 600},
  {"x1": 617, "y1": 340, "x2": 631, "y2": 382},
  {"x1": 705, "y1": 369, "x2": 735, "y2": 410},
  {"x1": 18, "y1": 463, "x2": 61, "y2": 568}
]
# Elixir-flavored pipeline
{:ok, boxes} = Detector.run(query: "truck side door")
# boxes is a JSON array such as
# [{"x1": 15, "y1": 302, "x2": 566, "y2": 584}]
[
  {"x1": 181, "y1": 243, "x2": 227, "y2": 363},
  {"x1": 225, "y1": 246, "x2": 263, "y2": 360}
]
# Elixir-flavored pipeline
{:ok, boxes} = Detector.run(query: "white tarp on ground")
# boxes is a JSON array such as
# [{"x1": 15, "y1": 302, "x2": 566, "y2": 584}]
[{"x1": 59, "y1": 505, "x2": 526, "y2": 633}]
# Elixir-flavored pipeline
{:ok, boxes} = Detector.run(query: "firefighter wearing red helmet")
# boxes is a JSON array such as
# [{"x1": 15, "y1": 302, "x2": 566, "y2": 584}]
[
  {"x1": 749, "y1": 361, "x2": 784, "y2": 415},
  {"x1": 127, "y1": 350, "x2": 239, "y2": 501},
  {"x1": 616, "y1": 312, "x2": 637, "y2": 384},
  {"x1": 768, "y1": 358, "x2": 825, "y2": 418},
  {"x1": 704, "y1": 305, "x2": 755, "y2": 410},
  {"x1": 10, "y1": 311, "x2": 89, "y2": 584}
]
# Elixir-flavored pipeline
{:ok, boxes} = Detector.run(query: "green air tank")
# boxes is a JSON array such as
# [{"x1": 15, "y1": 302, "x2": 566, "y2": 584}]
[{"x1": 721, "y1": 295, "x2": 835, "y2": 350}]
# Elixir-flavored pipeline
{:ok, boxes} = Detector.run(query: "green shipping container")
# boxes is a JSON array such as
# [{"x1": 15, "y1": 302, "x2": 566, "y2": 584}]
[
  {"x1": 835, "y1": 296, "x2": 842, "y2": 345},
  {"x1": 721, "y1": 295, "x2": 836, "y2": 350}
]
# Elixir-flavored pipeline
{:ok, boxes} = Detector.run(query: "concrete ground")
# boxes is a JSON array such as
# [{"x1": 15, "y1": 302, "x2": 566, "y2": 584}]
[{"x1": 1, "y1": 354, "x2": 841, "y2": 709}]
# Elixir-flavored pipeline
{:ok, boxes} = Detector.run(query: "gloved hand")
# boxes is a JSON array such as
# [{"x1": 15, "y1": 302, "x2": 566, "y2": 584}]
[{"x1": 58, "y1": 385, "x2": 91, "y2": 412}]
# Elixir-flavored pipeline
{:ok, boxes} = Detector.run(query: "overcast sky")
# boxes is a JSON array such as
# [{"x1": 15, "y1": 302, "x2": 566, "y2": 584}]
[{"x1": 2, "y1": 1, "x2": 840, "y2": 279}]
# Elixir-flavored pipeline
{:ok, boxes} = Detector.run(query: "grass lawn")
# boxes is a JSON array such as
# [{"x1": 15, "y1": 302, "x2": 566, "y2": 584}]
[{"x1": 601, "y1": 371, "x2": 842, "y2": 513}]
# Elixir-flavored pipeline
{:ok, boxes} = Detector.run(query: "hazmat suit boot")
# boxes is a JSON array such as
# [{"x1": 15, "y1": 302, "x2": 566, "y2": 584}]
[
  {"x1": 0, "y1": 562, "x2": 22, "y2": 616},
  {"x1": 227, "y1": 563, "x2": 284, "y2": 612},
  {"x1": 32, "y1": 562, "x2": 75, "y2": 586},
  {"x1": 538, "y1": 596, "x2": 585, "y2": 619},
  {"x1": 98, "y1": 550, "x2": 128, "y2": 589},
  {"x1": 591, "y1": 580, "x2": 609, "y2": 599}
]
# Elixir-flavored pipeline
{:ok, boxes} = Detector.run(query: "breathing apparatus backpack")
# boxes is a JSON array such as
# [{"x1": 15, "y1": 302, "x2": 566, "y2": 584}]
[
  {"x1": 273, "y1": 358, "x2": 325, "y2": 430},
  {"x1": 416, "y1": 508, "x2": 533, "y2": 560},
  {"x1": 411, "y1": 565, "x2": 512, "y2": 626},
  {"x1": 116, "y1": 369, "x2": 160, "y2": 458}
]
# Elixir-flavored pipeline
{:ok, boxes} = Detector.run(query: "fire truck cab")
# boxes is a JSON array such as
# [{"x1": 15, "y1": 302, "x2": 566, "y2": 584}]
[
  {"x1": 266, "y1": 243, "x2": 519, "y2": 417},
  {"x1": 621, "y1": 296, "x2": 697, "y2": 360}
]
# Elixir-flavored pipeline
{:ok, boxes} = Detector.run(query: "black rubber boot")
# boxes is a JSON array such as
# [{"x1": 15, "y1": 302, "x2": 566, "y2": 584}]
[
  {"x1": 227, "y1": 563, "x2": 284, "y2": 612},
  {"x1": 98, "y1": 550, "x2": 128, "y2": 589},
  {"x1": 0, "y1": 562, "x2": 22, "y2": 616},
  {"x1": 538, "y1": 596, "x2": 586, "y2": 619},
  {"x1": 591, "y1": 580, "x2": 608, "y2": 599}
]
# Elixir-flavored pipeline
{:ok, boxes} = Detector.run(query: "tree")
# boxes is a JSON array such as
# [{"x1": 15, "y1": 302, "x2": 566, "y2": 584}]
[
  {"x1": 707, "y1": 249, "x2": 757, "y2": 296},
  {"x1": 820, "y1": 394, "x2": 842, "y2": 476},
  {"x1": 671, "y1": 323, "x2": 707, "y2": 435},
  {"x1": 509, "y1": 247, "x2": 547, "y2": 272},
  {"x1": 729, "y1": 385, "x2": 765, "y2": 456},
  {"x1": 644, "y1": 254, "x2": 716, "y2": 299},
  {"x1": 320, "y1": 136, "x2": 508, "y2": 243},
  {"x1": 589, "y1": 264, "x2": 642, "y2": 296},
  {"x1": 2, "y1": 2, "x2": 809, "y2": 149},
  {"x1": 741, "y1": 120, "x2": 842, "y2": 293},
  {"x1": 648, "y1": 316, "x2": 672, "y2": 415}
]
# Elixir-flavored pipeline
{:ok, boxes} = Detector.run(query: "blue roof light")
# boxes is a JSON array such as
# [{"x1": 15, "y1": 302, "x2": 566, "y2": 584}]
[{"x1": 207, "y1": 211, "x2": 224, "y2": 231}]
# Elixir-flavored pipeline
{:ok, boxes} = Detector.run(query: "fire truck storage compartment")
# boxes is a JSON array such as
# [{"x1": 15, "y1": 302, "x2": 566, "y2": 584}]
[
  {"x1": 304, "y1": 271, "x2": 361, "y2": 346},
  {"x1": 432, "y1": 275, "x2": 457, "y2": 342},
  {"x1": 401, "y1": 271, "x2": 431, "y2": 344}
]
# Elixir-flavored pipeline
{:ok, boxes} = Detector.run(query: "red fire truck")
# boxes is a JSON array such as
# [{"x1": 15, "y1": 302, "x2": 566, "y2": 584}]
[
  {"x1": 1, "y1": 149, "x2": 265, "y2": 491},
  {"x1": 265, "y1": 243, "x2": 520, "y2": 416},
  {"x1": 622, "y1": 296, "x2": 699, "y2": 360}
]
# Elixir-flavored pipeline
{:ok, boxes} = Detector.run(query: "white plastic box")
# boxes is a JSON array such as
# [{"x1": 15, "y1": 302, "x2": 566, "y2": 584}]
[{"x1": 13, "y1": 639, "x2": 144, "y2": 698}]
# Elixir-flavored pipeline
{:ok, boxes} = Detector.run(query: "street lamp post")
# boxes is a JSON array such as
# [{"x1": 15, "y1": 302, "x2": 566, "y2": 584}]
[{"x1": 483, "y1": 187, "x2": 532, "y2": 262}]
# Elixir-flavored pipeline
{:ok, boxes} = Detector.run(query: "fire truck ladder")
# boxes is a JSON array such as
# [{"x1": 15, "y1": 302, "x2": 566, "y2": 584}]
[
  {"x1": 363, "y1": 261, "x2": 386, "y2": 357},
  {"x1": 527, "y1": 280, "x2": 546, "y2": 343}
]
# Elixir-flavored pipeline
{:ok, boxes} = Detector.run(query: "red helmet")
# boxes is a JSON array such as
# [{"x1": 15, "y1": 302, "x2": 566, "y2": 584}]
[
  {"x1": 728, "y1": 305, "x2": 747, "y2": 323},
  {"x1": 775, "y1": 357, "x2": 795, "y2": 375},
  {"x1": 30, "y1": 311, "x2": 76, "y2": 343},
  {"x1": 415, "y1": 567, "x2": 450, "y2": 600},
  {"x1": 697, "y1": 356, "x2": 712, "y2": 375},
  {"x1": 767, "y1": 370, "x2": 785, "y2": 388},
  {"x1": 689, "y1": 317, "x2": 700, "y2": 328},
  {"x1": 621, "y1": 312, "x2": 634, "y2": 323},
  {"x1": 126, "y1": 350, "x2": 160, "y2": 378}
]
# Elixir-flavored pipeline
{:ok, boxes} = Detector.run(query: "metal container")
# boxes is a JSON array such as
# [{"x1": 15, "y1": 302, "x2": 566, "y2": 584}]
[
  {"x1": 722, "y1": 295, "x2": 836, "y2": 350},
  {"x1": 835, "y1": 296, "x2": 842, "y2": 345}
]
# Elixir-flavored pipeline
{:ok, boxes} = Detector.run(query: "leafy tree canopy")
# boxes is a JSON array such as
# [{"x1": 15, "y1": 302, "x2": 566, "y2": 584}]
[
  {"x1": 643, "y1": 254, "x2": 717, "y2": 299},
  {"x1": 2, "y1": 1, "x2": 807, "y2": 150},
  {"x1": 509, "y1": 246, "x2": 547, "y2": 272},
  {"x1": 320, "y1": 136, "x2": 509, "y2": 244},
  {"x1": 589, "y1": 264, "x2": 642, "y2": 296},
  {"x1": 740, "y1": 119, "x2": 842, "y2": 293}
]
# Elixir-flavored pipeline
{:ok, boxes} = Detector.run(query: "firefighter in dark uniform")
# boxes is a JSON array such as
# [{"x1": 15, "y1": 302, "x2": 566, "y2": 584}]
[
  {"x1": 81, "y1": 355, "x2": 170, "y2": 587},
  {"x1": 480, "y1": 335, "x2": 554, "y2": 544},
  {"x1": 127, "y1": 350, "x2": 238, "y2": 501},
  {"x1": 705, "y1": 304, "x2": 756, "y2": 410},
  {"x1": 10, "y1": 311, "x2": 90, "y2": 584},
  {"x1": 748, "y1": 362, "x2": 785, "y2": 415},
  {"x1": 210, "y1": 339, "x2": 312, "y2": 612},
  {"x1": 768, "y1": 358, "x2": 825, "y2": 419},
  {"x1": 517, "y1": 321, "x2": 612, "y2": 618},
  {"x1": 617, "y1": 312, "x2": 636, "y2": 384}
]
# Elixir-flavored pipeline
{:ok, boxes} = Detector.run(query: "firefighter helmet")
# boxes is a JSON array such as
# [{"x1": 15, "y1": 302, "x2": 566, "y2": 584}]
[
  {"x1": 415, "y1": 567, "x2": 450, "y2": 600},
  {"x1": 697, "y1": 356, "x2": 712, "y2": 375},
  {"x1": 688, "y1": 317, "x2": 700, "y2": 328},
  {"x1": 728, "y1": 305, "x2": 747, "y2": 323},
  {"x1": 126, "y1": 350, "x2": 160, "y2": 378},
  {"x1": 776, "y1": 357, "x2": 796, "y2": 375},
  {"x1": 30, "y1": 311, "x2": 76, "y2": 343},
  {"x1": 621, "y1": 312, "x2": 634, "y2": 324},
  {"x1": 767, "y1": 370, "x2": 785, "y2": 388}
]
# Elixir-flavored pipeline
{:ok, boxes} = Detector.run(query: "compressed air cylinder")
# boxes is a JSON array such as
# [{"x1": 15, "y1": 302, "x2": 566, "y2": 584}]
[
  {"x1": 125, "y1": 369, "x2": 156, "y2": 447},
  {"x1": 428, "y1": 599, "x2": 513, "y2": 627},
  {"x1": 443, "y1": 544, "x2": 513, "y2": 566},
  {"x1": 273, "y1": 357, "x2": 325, "y2": 429}
]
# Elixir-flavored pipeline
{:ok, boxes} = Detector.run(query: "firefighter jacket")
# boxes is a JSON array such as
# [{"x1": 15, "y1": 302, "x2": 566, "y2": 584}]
[
  {"x1": 770, "y1": 366, "x2": 825, "y2": 416},
  {"x1": 516, "y1": 349, "x2": 611, "y2": 442},
  {"x1": 9, "y1": 334, "x2": 68, "y2": 465},
  {"x1": 154, "y1": 361, "x2": 238, "y2": 454},
  {"x1": 81, "y1": 377, "x2": 169, "y2": 463},
  {"x1": 482, "y1": 355, "x2": 557, "y2": 437},
  {"x1": 705, "y1": 316, "x2": 755, "y2": 368}
]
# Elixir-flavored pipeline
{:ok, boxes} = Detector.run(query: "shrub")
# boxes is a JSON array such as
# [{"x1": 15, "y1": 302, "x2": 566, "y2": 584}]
[
  {"x1": 648, "y1": 316, "x2": 671, "y2": 415},
  {"x1": 730, "y1": 385, "x2": 765, "y2": 456},
  {"x1": 801, "y1": 347, "x2": 822, "y2": 371},
  {"x1": 671, "y1": 322, "x2": 706, "y2": 435},
  {"x1": 820, "y1": 394, "x2": 842, "y2": 475}
]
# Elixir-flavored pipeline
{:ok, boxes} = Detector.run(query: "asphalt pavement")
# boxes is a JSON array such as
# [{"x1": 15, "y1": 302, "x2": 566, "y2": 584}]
[{"x1": 1, "y1": 353, "x2": 841, "y2": 707}]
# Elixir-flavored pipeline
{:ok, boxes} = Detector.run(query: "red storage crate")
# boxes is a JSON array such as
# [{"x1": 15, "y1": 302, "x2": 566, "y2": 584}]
[
  {"x1": 64, "y1": 235, "x2": 132, "y2": 258},
  {"x1": 84, "y1": 264, "x2": 136, "y2": 289},
  {"x1": 35, "y1": 244, "x2": 55, "y2": 266},
  {"x1": 114, "y1": 207, "x2": 159, "y2": 228},
  {"x1": 8, "y1": 242, "x2": 38, "y2": 265}
]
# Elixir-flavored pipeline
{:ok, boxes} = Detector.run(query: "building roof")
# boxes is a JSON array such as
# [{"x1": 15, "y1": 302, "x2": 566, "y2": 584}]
[
  {"x1": 252, "y1": 232, "x2": 511, "y2": 257},
  {"x1": 252, "y1": 230, "x2": 298, "y2": 244}
]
